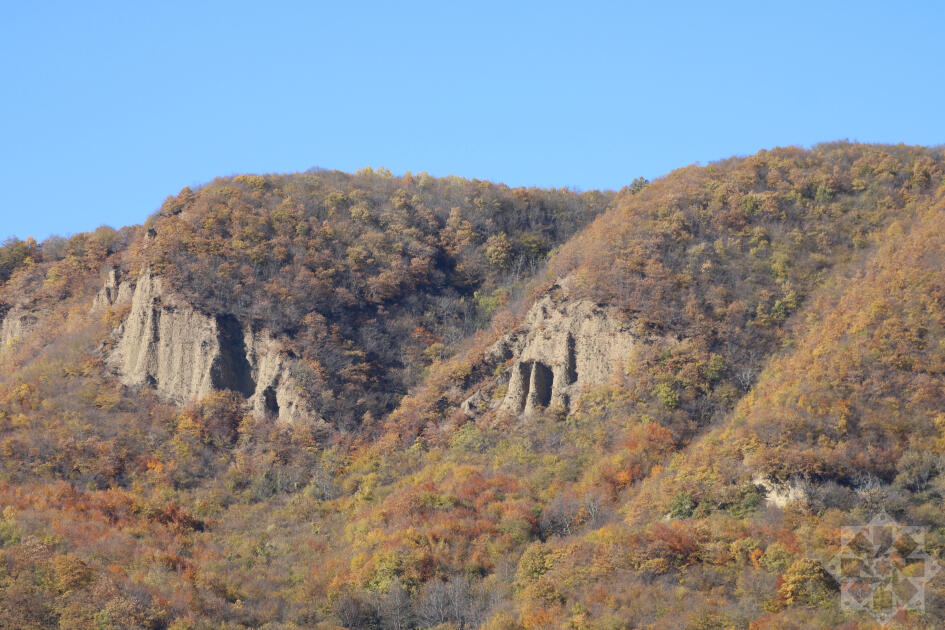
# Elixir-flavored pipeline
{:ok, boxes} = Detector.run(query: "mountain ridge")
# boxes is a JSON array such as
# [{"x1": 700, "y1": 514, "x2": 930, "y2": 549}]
[{"x1": 2, "y1": 143, "x2": 945, "y2": 628}]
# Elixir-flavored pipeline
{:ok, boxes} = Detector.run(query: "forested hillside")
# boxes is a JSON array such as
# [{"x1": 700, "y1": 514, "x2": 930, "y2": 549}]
[
  {"x1": 141, "y1": 169, "x2": 611, "y2": 425},
  {"x1": 3, "y1": 144, "x2": 945, "y2": 629}
]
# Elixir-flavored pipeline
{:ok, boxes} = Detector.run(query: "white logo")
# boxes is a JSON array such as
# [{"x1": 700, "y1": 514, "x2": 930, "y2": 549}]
[{"x1": 825, "y1": 510, "x2": 941, "y2": 624}]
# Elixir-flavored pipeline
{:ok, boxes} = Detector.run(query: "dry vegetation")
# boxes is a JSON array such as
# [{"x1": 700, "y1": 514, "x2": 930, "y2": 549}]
[{"x1": 2, "y1": 144, "x2": 945, "y2": 628}]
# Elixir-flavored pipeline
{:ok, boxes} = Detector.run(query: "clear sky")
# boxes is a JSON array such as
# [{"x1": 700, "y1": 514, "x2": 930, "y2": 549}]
[{"x1": 2, "y1": 1, "x2": 945, "y2": 241}]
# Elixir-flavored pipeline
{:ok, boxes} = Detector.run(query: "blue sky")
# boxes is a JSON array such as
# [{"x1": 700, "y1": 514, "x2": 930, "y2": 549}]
[{"x1": 2, "y1": 1, "x2": 945, "y2": 240}]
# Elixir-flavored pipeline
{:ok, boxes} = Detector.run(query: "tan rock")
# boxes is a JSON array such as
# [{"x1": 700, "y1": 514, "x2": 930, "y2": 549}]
[
  {"x1": 0, "y1": 305, "x2": 37, "y2": 350},
  {"x1": 110, "y1": 272, "x2": 228, "y2": 403},
  {"x1": 244, "y1": 331, "x2": 320, "y2": 425},
  {"x1": 107, "y1": 271, "x2": 321, "y2": 424},
  {"x1": 91, "y1": 267, "x2": 134, "y2": 312},
  {"x1": 493, "y1": 283, "x2": 637, "y2": 415},
  {"x1": 752, "y1": 475, "x2": 809, "y2": 508}
]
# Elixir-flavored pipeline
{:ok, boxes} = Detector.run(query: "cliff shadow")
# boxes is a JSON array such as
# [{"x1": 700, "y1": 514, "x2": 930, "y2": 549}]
[{"x1": 210, "y1": 314, "x2": 255, "y2": 397}]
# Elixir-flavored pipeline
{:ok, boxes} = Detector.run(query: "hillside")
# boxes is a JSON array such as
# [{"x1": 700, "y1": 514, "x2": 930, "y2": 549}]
[
  {"x1": 2, "y1": 144, "x2": 945, "y2": 629},
  {"x1": 2, "y1": 169, "x2": 611, "y2": 430}
]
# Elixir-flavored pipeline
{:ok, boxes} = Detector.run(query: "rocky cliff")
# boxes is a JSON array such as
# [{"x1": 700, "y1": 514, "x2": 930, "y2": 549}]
[
  {"x1": 91, "y1": 267, "x2": 134, "y2": 312},
  {"x1": 243, "y1": 332, "x2": 315, "y2": 425},
  {"x1": 0, "y1": 305, "x2": 37, "y2": 351},
  {"x1": 464, "y1": 280, "x2": 639, "y2": 417},
  {"x1": 100, "y1": 269, "x2": 320, "y2": 425}
]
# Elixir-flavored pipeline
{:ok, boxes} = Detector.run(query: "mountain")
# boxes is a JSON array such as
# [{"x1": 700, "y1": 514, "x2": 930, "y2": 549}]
[{"x1": 2, "y1": 144, "x2": 945, "y2": 629}]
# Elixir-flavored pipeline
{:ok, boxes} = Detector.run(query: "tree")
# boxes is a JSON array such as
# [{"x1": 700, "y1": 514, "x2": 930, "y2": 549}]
[
  {"x1": 777, "y1": 559, "x2": 838, "y2": 608},
  {"x1": 485, "y1": 233, "x2": 514, "y2": 270},
  {"x1": 629, "y1": 176, "x2": 649, "y2": 194},
  {"x1": 0, "y1": 237, "x2": 31, "y2": 284}
]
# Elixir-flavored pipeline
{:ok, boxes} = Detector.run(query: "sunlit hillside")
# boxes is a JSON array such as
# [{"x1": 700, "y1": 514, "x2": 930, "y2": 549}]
[{"x1": 2, "y1": 144, "x2": 945, "y2": 629}]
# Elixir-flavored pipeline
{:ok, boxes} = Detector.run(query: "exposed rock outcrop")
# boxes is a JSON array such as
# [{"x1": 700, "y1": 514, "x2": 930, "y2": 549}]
[
  {"x1": 0, "y1": 305, "x2": 37, "y2": 350},
  {"x1": 459, "y1": 280, "x2": 639, "y2": 417},
  {"x1": 498, "y1": 294, "x2": 637, "y2": 414},
  {"x1": 244, "y1": 332, "x2": 316, "y2": 425},
  {"x1": 110, "y1": 272, "x2": 237, "y2": 403},
  {"x1": 91, "y1": 267, "x2": 134, "y2": 311},
  {"x1": 459, "y1": 388, "x2": 490, "y2": 416},
  {"x1": 752, "y1": 475, "x2": 809, "y2": 508},
  {"x1": 106, "y1": 271, "x2": 320, "y2": 425}
]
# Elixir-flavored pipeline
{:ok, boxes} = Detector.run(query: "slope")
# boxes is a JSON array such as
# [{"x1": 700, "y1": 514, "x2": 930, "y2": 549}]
[{"x1": 2, "y1": 145, "x2": 945, "y2": 629}]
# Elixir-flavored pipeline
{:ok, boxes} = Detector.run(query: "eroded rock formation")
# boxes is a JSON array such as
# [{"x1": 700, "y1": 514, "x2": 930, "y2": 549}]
[
  {"x1": 498, "y1": 294, "x2": 637, "y2": 414},
  {"x1": 104, "y1": 270, "x2": 320, "y2": 425},
  {"x1": 110, "y1": 272, "x2": 227, "y2": 403},
  {"x1": 752, "y1": 475, "x2": 810, "y2": 508},
  {"x1": 91, "y1": 267, "x2": 134, "y2": 312},
  {"x1": 0, "y1": 305, "x2": 38, "y2": 351},
  {"x1": 244, "y1": 333, "x2": 314, "y2": 425},
  {"x1": 459, "y1": 280, "x2": 639, "y2": 417}
]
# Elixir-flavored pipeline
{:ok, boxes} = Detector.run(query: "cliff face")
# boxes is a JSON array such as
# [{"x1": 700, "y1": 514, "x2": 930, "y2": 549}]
[
  {"x1": 243, "y1": 332, "x2": 314, "y2": 425},
  {"x1": 0, "y1": 306, "x2": 37, "y2": 350},
  {"x1": 499, "y1": 294, "x2": 637, "y2": 414},
  {"x1": 100, "y1": 269, "x2": 319, "y2": 425},
  {"x1": 462, "y1": 281, "x2": 639, "y2": 417},
  {"x1": 91, "y1": 267, "x2": 134, "y2": 312},
  {"x1": 109, "y1": 272, "x2": 229, "y2": 403}
]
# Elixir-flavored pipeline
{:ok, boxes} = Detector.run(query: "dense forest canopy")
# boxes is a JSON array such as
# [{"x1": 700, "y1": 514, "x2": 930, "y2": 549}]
[
  {"x1": 2, "y1": 144, "x2": 945, "y2": 628},
  {"x1": 139, "y1": 169, "x2": 612, "y2": 425}
]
